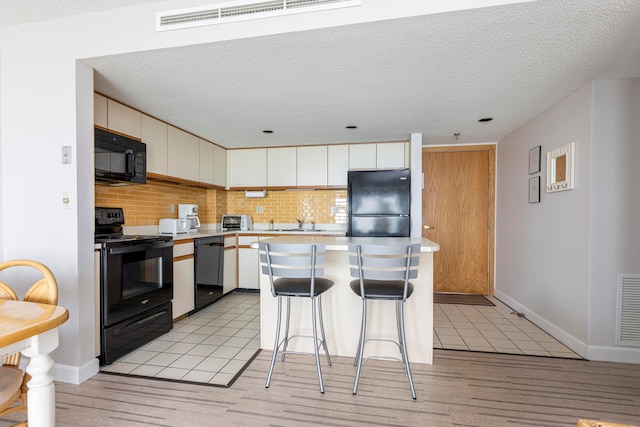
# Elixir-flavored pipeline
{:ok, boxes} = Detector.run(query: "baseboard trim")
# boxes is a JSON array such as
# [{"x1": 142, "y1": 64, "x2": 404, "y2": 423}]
[
  {"x1": 494, "y1": 290, "x2": 587, "y2": 358},
  {"x1": 586, "y1": 345, "x2": 640, "y2": 364},
  {"x1": 53, "y1": 357, "x2": 100, "y2": 384}
]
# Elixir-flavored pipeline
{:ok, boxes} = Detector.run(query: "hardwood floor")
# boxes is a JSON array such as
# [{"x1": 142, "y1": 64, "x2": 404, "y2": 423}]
[{"x1": 21, "y1": 350, "x2": 640, "y2": 427}]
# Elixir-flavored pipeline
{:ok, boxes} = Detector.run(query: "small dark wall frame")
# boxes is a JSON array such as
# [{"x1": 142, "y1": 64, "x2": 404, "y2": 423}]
[
  {"x1": 529, "y1": 145, "x2": 541, "y2": 174},
  {"x1": 529, "y1": 176, "x2": 540, "y2": 203}
]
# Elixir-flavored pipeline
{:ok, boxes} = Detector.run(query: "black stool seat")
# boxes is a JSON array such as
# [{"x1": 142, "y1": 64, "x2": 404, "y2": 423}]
[
  {"x1": 349, "y1": 279, "x2": 414, "y2": 300},
  {"x1": 275, "y1": 277, "x2": 334, "y2": 297}
]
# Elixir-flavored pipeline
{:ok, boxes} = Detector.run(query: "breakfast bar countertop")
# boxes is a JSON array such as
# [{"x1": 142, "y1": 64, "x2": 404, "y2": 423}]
[{"x1": 249, "y1": 235, "x2": 440, "y2": 252}]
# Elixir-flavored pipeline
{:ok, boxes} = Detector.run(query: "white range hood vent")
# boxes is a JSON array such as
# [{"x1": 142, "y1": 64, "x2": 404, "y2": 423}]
[
  {"x1": 157, "y1": 0, "x2": 361, "y2": 31},
  {"x1": 245, "y1": 189, "x2": 267, "y2": 198}
]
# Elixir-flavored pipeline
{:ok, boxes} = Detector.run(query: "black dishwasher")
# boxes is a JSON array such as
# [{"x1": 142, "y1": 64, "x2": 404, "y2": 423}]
[{"x1": 193, "y1": 236, "x2": 224, "y2": 312}]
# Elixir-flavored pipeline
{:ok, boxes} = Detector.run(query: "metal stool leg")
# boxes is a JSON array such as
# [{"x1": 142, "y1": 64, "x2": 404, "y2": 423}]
[
  {"x1": 353, "y1": 298, "x2": 365, "y2": 367},
  {"x1": 353, "y1": 299, "x2": 367, "y2": 395},
  {"x1": 317, "y1": 294, "x2": 332, "y2": 367},
  {"x1": 396, "y1": 300, "x2": 407, "y2": 366},
  {"x1": 281, "y1": 297, "x2": 291, "y2": 362},
  {"x1": 398, "y1": 300, "x2": 416, "y2": 400},
  {"x1": 266, "y1": 296, "x2": 283, "y2": 388},
  {"x1": 311, "y1": 296, "x2": 325, "y2": 393}
]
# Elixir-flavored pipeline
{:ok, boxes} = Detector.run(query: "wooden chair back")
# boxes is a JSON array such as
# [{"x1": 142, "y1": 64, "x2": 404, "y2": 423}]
[{"x1": 0, "y1": 259, "x2": 59, "y2": 367}]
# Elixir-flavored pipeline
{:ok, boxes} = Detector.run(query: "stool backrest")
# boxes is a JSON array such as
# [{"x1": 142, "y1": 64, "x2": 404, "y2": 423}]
[
  {"x1": 348, "y1": 243, "x2": 421, "y2": 300},
  {"x1": 258, "y1": 242, "x2": 326, "y2": 297}
]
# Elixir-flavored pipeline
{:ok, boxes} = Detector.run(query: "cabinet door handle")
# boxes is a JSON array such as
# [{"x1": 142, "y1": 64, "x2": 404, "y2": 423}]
[{"x1": 423, "y1": 225, "x2": 435, "y2": 230}]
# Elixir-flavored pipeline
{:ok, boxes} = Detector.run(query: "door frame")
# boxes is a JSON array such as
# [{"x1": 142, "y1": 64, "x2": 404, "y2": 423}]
[{"x1": 422, "y1": 144, "x2": 496, "y2": 295}]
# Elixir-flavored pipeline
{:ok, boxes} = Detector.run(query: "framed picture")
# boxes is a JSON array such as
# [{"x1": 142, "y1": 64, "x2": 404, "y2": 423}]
[
  {"x1": 529, "y1": 176, "x2": 540, "y2": 203},
  {"x1": 529, "y1": 145, "x2": 541, "y2": 174}
]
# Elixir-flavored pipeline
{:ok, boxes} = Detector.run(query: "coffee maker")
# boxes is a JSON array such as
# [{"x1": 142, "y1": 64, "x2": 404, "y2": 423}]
[{"x1": 178, "y1": 204, "x2": 200, "y2": 233}]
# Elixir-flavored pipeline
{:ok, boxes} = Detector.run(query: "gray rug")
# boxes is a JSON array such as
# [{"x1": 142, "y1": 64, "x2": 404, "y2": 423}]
[{"x1": 434, "y1": 293, "x2": 495, "y2": 306}]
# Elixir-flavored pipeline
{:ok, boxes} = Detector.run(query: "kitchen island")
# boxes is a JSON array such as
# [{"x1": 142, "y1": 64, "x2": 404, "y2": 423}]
[{"x1": 253, "y1": 236, "x2": 439, "y2": 364}]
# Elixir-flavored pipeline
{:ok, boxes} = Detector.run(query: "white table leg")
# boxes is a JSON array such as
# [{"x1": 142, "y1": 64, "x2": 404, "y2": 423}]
[{"x1": 21, "y1": 328, "x2": 60, "y2": 427}]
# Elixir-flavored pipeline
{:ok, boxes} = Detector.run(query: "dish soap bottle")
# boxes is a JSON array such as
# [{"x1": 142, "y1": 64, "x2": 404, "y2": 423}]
[{"x1": 269, "y1": 219, "x2": 274, "y2": 230}]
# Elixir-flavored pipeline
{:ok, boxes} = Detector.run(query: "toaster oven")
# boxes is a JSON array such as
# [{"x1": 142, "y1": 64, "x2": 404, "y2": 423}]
[{"x1": 221, "y1": 214, "x2": 253, "y2": 231}]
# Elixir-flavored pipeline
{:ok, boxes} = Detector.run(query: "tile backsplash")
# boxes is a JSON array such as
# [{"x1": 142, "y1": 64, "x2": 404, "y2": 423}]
[
  {"x1": 226, "y1": 190, "x2": 347, "y2": 225},
  {"x1": 95, "y1": 179, "x2": 221, "y2": 226},
  {"x1": 95, "y1": 180, "x2": 346, "y2": 227}
]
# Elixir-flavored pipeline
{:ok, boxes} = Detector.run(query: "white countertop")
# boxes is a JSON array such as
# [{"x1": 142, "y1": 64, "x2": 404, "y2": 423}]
[
  {"x1": 249, "y1": 235, "x2": 440, "y2": 252},
  {"x1": 167, "y1": 228, "x2": 347, "y2": 241},
  {"x1": 93, "y1": 227, "x2": 348, "y2": 248}
]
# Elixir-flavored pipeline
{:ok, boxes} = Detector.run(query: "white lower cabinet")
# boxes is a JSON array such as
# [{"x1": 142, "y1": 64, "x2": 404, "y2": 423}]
[
  {"x1": 237, "y1": 235, "x2": 260, "y2": 289},
  {"x1": 173, "y1": 240, "x2": 195, "y2": 319},
  {"x1": 223, "y1": 237, "x2": 237, "y2": 294}
]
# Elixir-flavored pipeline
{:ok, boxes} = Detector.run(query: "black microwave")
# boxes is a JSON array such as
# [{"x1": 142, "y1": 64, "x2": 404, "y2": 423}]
[{"x1": 95, "y1": 128, "x2": 146, "y2": 184}]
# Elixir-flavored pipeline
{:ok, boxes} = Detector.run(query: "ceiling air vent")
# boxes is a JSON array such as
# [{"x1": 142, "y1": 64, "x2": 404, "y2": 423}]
[
  {"x1": 157, "y1": 0, "x2": 361, "y2": 31},
  {"x1": 616, "y1": 274, "x2": 640, "y2": 347}
]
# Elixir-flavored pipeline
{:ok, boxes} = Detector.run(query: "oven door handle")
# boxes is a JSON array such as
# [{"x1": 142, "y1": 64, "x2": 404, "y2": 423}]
[{"x1": 107, "y1": 240, "x2": 173, "y2": 255}]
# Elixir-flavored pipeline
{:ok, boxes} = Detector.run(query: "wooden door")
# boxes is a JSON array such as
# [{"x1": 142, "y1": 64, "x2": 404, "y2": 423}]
[{"x1": 422, "y1": 147, "x2": 495, "y2": 295}]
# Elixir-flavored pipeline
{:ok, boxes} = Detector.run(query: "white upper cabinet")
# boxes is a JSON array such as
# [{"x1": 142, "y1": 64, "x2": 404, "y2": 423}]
[
  {"x1": 94, "y1": 93, "x2": 108, "y2": 128},
  {"x1": 213, "y1": 144, "x2": 227, "y2": 188},
  {"x1": 267, "y1": 147, "x2": 297, "y2": 187},
  {"x1": 228, "y1": 148, "x2": 267, "y2": 188},
  {"x1": 349, "y1": 143, "x2": 377, "y2": 169},
  {"x1": 141, "y1": 114, "x2": 168, "y2": 176},
  {"x1": 199, "y1": 139, "x2": 215, "y2": 184},
  {"x1": 168, "y1": 126, "x2": 199, "y2": 182},
  {"x1": 107, "y1": 99, "x2": 141, "y2": 139},
  {"x1": 297, "y1": 146, "x2": 328, "y2": 187},
  {"x1": 328, "y1": 145, "x2": 349, "y2": 186},
  {"x1": 377, "y1": 142, "x2": 408, "y2": 169}
]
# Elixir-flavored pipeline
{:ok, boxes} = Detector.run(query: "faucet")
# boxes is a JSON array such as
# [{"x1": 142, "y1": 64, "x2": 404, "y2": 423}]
[
  {"x1": 310, "y1": 221, "x2": 316, "y2": 231},
  {"x1": 296, "y1": 218, "x2": 304, "y2": 230}
]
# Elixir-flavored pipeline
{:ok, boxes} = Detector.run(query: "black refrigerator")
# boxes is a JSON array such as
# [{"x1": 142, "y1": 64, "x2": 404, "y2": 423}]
[{"x1": 347, "y1": 169, "x2": 411, "y2": 237}]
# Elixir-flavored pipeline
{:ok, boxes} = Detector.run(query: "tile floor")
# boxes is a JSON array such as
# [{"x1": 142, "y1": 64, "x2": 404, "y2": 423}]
[
  {"x1": 101, "y1": 291, "x2": 261, "y2": 386},
  {"x1": 102, "y1": 292, "x2": 580, "y2": 386},
  {"x1": 433, "y1": 295, "x2": 581, "y2": 358}
]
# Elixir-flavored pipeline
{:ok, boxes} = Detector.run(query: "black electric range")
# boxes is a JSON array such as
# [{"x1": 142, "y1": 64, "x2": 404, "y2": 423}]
[{"x1": 95, "y1": 207, "x2": 174, "y2": 365}]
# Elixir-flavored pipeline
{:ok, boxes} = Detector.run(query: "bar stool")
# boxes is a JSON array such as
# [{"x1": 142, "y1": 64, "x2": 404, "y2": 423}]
[
  {"x1": 348, "y1": 243, "x2": 421, "y2": 400},
  {"x1": 258, "y1": 241, "x2": 334, "y2": 394}
]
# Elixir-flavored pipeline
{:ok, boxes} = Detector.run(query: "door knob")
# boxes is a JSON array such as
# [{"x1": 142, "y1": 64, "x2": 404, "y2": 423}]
[{"x1": 423, "y1": 225, "x2": 435, "y2": 230}]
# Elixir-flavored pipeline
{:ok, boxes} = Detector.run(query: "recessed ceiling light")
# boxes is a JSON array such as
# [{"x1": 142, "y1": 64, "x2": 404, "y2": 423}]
[
  {"x1": 346, "y1": 125, "x2": 357, "y2": 129},
  {"x1": 262, "y1": 130, "x2": 273, "y2": 134},
  {"x1": 478, "y1": 117, "x2": 493, "y2": 123}
]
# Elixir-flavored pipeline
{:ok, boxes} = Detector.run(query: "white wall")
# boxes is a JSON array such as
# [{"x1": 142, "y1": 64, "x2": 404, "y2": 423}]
[
  {"x1": 588, "y1": 79, "x2": 640, "y2": 362},
  {"x1": 497, "y1": 79, "x2": 640, "y2": 363},
  {"x1": 496, "y1": 84, "x2": 592, "y2": 356},
  {"x1": 410, "y1": 133, "x2": 423, "y2": 237}
]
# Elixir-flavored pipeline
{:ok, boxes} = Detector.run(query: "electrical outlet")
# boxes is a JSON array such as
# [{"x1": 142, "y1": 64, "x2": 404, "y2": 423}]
[
  {"x1": 170, "y1": 204, "x2": 176, "y2": 213},
  {"x1": 330, "y1": 206, "x2": 339, "y2": 214},
  {"x1": 256, "y1": 206, "x2": 264, "y2": 214}
]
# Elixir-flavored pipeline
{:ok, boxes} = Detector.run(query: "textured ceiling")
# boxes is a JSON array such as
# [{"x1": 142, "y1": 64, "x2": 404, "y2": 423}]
[{"x1": 3, "y1": 0, "x2": 640, "y2": 148}]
